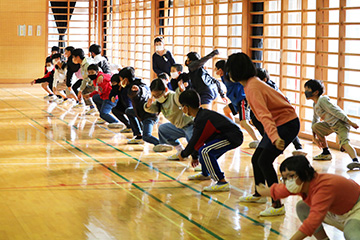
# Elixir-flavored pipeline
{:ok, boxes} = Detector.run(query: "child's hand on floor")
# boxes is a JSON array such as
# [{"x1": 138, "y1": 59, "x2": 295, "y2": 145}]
[
  {"x1": 191, "y1": 158, "x2": 199, "y2": 167},
  {"x1": 30, "y1": 80, "x2": 35, "y2": 85}
]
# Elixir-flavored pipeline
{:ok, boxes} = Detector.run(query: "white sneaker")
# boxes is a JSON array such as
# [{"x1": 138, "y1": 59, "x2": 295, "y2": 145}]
[
  {"x1": 188, "y1": 173, "x2": 211, "y2": 180},
  {"x1": 249, "y1": 140, "x2": 259, "y2": 148},
  {"x1": 73, "y1": 102, "x2": 85, "y2": 108},
  {"x1": 120, "y1": 128, "x2": 132, "y2": 133},
  {"x1": 203, "y1": 182, "x2": 230, "y2": 192},
  {"x1": 167, "y1": 152, "x2": 180, "y2": 160},
  {"x1": 153, "y1": 144, "x2": 173, "y2": 152},
  {"x1": 127, "y1": 137, "x2": 144, "y2": 144},
  {"x1": 292, "y1": 149, "x2": 308, "y2": 156},
  {"x1": 313, "y1": 153, "x2": 332, "y2": 160},
  {"x1": 85, "y1": 108, "x2": 97, "y2": 115},
  {"x1": 194, "y1": 165, "x2": 202, "y2": 172},
  {"x1": 259, "y1": 206, "x2": 285, "y2": 217},
  {"x1": 239, "y1": 195, "x2": 267, "y2": 203},
  {"x1": 48, "y1": 95, "x2": 57, "y2": 101},
  {"x1": 55, "y1": 98, "x2": 64, "y2": 104},
  {"x1": 347, "y1": 162, "x2": 360, "y2": 170},
  {"x1": 96, "y1": 119, "x2": 106, "y2": 124},
  {"x1": 108, "y1": 123, "x2": 123, "y2": 129}
]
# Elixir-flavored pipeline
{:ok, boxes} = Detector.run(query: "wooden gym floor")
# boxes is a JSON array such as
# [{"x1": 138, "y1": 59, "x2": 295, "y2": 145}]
[{"x1": 0, "y1": 84, "x2": 357, "y2": 240}]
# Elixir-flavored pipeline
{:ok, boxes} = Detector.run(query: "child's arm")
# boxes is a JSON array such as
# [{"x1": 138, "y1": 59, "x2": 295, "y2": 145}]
[
  {"x1": 319, "y1": 97, "x2": 349, "y2": 123},
  {"x1": 144, "y1": 97, "x2": 160, "y2": 113},
  {"x1": 152, "y1": 55, "x2": 162, "y2": 75},
  {"x1": 187, "y1": 50, "x2": 219, "y2": 72}
]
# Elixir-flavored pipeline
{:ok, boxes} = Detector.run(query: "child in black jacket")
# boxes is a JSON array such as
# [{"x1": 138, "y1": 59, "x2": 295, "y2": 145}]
[{"x1": 178, "y1": 89, "x2": 243, "y2": 192}]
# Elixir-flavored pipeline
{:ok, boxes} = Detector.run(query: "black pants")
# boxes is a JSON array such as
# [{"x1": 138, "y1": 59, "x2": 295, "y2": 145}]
[
  {"x1": 250, "y1": 111, "x2": 302, "y2": 150},
  {"x1": 112, "y1": 102, "x2": 131, "y2": 129},
  {"x1": 252, "y1": 118, "x2": 300, "y2": 202},
  {"x1": 72, "y1": 79, "x2": 83, "y2": 96}
]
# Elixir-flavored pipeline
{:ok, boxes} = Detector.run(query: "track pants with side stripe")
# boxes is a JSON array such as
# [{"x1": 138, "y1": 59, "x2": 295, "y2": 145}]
[{"x1": 199, "y1": 139, "x2": 237, "y2": 182}]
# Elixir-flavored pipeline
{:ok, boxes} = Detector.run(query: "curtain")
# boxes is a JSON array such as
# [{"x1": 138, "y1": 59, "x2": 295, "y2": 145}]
[{"x1": 50, "y1": 1, "x2": 77, "y2": 50}]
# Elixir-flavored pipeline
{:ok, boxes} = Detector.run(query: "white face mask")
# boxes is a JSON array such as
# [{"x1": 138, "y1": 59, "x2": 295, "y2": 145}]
[
  {"x1": 156, "y1": 46, "x2": 164, "y2": 52},
  {"x1": 120, "y1": 80, "x2": 127, "y2": 88},
  {"x1": 170, "y1": 72, "x2": 179, "y2": 79},
  {"x1": 46, "y1": 66, "x2": 53, "y2": 72},
  {"x1": 285, "y1": 177, "x2": 303, "y2": 193},
  {"x1": 156, "y1": 95, "x2": 167, "y2": 104}
]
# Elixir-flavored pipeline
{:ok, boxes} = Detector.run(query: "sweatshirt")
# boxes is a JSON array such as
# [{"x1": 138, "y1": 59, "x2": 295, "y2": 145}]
[
  {"x1": 313, "y1": 95, "x2": 349, "y2": 126},
  {"x1": 152, "y1": 50, "x2": 176, "y2": 75},
  {"x1": 244, "y1": 77, "x2": 298, "y2": 143},
  {"x1": 181, "y1": 108, "x2": 243, "y2": 159},
  {"x1": 79, "y1": 57, "x2": 94, "y2": 91},
  {"x1": 89, "y1": 72, "x2": 112, "y2": 100},
  {"x1": 144, "y1": 88, "x2": 193, "y2": 129},
  {"x1": 93, "y1": 54, "x2": 111, "y2": 74},
  {"x1": 271, "y1": 173, "x2": 360, "y2": 236}
]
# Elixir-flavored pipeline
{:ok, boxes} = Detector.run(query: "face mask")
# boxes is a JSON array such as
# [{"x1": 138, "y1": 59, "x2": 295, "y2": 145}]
[
  {"x1": 88, "y1": 74, "x2": 97, "y2": 80},
  {"x1": 120, "y1": 80, "x2": 127, "y2": 88},
  {"x1": 285, "y1": 177, "x2": 304, "y2": 193},
  {"x1": 46, "y1": 66, "x2": 53, "y2": 72},
  {"x1": 305, "y1": 90, "x2": 313, "y2": 98},
  {"x1": 156, "y1": 46, "x2": 164, "y2": 52},
  {"x1": 156, "y1": 95, "x2": 167, "y2": 104},
  {"x1": 170, "y1": 72, "x2": 179, "y2": 79}
]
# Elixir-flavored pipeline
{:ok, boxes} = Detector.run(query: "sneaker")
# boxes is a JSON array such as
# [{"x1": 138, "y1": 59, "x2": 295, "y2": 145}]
[
  {"x1": 167, "y1": 153, "x2": 180, "y2": 160},
  {"x1": 120, "y1": 128, "x2": 132, "y2": 133},
  {"x1": 194, "y1": 165, "x2": 202, "y2": 172},
  {"x1": 44, "y1": 95, "x2": 52, "y2": 99},
  {"x1": 292, "y1": 149, "x2": 308, "y2": 156},
  {"x1": 153, "y1": 144, "x2": 173, "y2": 152},
  {"x1": 313, "y1": 154, "x2": 332, "y2": 161},
  {"x1": 188, "y1": 173, "x2": 211, "y2": 180},
  {"x1": 203, "y1": 182, "x2": 230, "y2": 192},
  {"x1": 259, "y1": 206, "x2": 285, "y2": 217},
  {"x1": 249, "y1": 140, "x2": 259, "y2": 148},
  {"x1": 127, "y1": 137, "x2": 144, "y2": 144},
  {"x1": 85, "y1": 108, "x2": 97, "y2": 115},
  {"x1": 239, "y1": 195, "x2": 267, "y2": 203},
  {"x1": 96, "y1": 119, "x2": 106, "y2": 124},
  {"x1": 108, "y1": 123, "x2": 123, "y2": 129},
  {"x1": 55, "y1": 98, "x2": 64, "y2": 104},
  {"x1": 48, "y1": 95, "x2": 57, "y2": 101},
  {"x1": 347, "y1": 162, "x2": 360, "y2": 170},
  {"x1": 73, "y1": 102, "x2": 85, "y2": 108}
]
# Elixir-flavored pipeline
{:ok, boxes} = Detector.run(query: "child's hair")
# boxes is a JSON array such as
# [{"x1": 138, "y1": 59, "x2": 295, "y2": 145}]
[
  {"x1": 65, "y1": 46, "x2": 75, "y2": 53},
  {"x1": 119, "y1": 66, "x2": 135, "y2": 82},
  {"x1": 304, "y1": 79, "x2": 324, "y2": 96},
  {"x1": 72, "y1": 48, "x2": 85, "y2": 60},
  {"x1": 158, "y1": 72, "x2": 170, "y2": 81},
  {"x1": 46, "y1": 57, "x2": 52, "y2": 64},
  {"x1": 51, "y1": 53, "x2": 62, "y2": 60},
  {"x1": 150, "y1": 78, "x2": 167, "y2": 92},
  {"x1": 172, "y1": 64, "x2": 183, "y2": 72},
  {"x1": 187, "y1": 52, "x2": 201, "y2": 61},
  {"x1": 154, "y1": 36, "x2": 164, "y2": 44},
  {"x1": 256, "y1": 68, "x2": 270, "y2": 81},
  {"x1": 51, "y1": 46, "x2": 60, "y2": 52},
  {"x1": 279, "y1": 155, "x2": 316, "y2": 182},
  {"x1": 89, "y1": 44, "x2": 101, "y2": 55},
  {"x1": 179, "y1": 90, "x2": 200, "y2": 109},
  {"x1": 111, "y1": 74, "x2": 120, "y2": 84},
  {"x1": 88, "y1": 64, "x2": 99, "y2": 72},
  {"x1": 215, "y1": 60, "x2": 226, "y2": 71},
  {"x1": 225, "y1": 52, "x2": 256, "y2": 81}
]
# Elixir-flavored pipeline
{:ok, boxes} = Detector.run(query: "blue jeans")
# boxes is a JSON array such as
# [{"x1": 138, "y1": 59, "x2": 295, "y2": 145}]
[
  {"x1": 125, "y1": 107, "x2": 142, "y2": 136},
  {"x1": 92, "y1": 94, "x2": 118, "y2": 123},
  {"x1": 142, "y1": 118, "x2": 159, "y2": 145},
  {"x1": 158, "y1": 122, "x2": 193, "y2": 146},
  {"x1": 125, "y1": 108, "x2": 159, "y2": 145},
  {"x1": 199, "y1": 139, "x2": 236, "y2": 182}
]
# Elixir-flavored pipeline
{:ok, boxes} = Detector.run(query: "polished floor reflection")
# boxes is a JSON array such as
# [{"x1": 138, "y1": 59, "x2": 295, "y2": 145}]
[{"x1": 0, "y1": 85, "x2": 354, "y2": 239}]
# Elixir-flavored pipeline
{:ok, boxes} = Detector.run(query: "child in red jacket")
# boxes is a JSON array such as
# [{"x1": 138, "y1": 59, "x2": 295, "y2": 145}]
[{"x1": 84, "y1": 64, "x2": 122, "y2": 128}]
